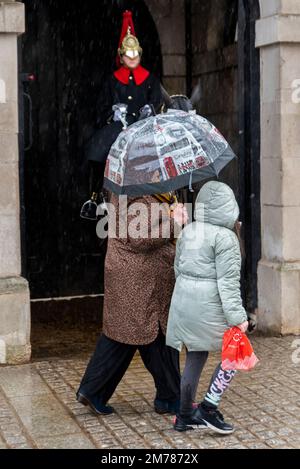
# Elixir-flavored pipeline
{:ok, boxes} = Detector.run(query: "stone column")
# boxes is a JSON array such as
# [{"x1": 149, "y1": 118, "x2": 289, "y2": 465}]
[
  {"x1": 256, "y1": 0, "x2": 300, "y2": 334},
  {"x1": 0, "y1": 1, "x2": 31, "y2": 363}
]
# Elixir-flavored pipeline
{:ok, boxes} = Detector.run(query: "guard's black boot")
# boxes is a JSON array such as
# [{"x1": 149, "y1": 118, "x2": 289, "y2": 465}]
[
  {"x1": 173, "y1": 408, "x2": 207, "y2": 432},
  {"x1": 198, "y1": 404, "x2": 234, "y2": 435}
]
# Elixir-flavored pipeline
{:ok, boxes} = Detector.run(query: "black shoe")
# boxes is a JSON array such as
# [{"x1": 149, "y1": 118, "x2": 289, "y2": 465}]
[
  {"x1": 154, "y1": 399, "x2": 180, "y2": 415},
  {"x1": 76, "y1": 392, "x2": 114, "y2": 415},
  {"x1": 198, "y1": 405, "x2": 234, "y2": 435},
  {"x1": 173, "y1": 408, "x2": 207, "y2": 432}
]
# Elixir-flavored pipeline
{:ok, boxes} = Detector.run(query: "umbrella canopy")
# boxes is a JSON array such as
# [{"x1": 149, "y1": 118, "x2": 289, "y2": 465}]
[{"x1": 103, "y1": 110, "x2": 236, "y2": 196}]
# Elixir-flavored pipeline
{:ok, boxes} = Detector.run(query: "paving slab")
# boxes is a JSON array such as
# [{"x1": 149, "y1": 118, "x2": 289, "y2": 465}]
[{"x1": 0, "y1": 335, "x2": 299, "y2": 449}]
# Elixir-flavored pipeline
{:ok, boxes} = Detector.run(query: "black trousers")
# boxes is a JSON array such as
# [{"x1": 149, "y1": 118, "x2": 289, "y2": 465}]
[{"x1": 78, "y1": 330, "x2": 180, "y2": 404}]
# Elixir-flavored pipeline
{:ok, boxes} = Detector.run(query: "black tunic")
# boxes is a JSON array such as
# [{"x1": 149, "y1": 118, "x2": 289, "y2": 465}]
[{"x1": 86, "y1": 72, "x2": 162, "y2": 164}]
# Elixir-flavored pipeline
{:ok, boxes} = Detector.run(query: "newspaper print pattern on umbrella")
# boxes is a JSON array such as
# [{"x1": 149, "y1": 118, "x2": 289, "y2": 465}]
[{"x1": 104, "y1": 110, "x2": 236, "y2": 196}]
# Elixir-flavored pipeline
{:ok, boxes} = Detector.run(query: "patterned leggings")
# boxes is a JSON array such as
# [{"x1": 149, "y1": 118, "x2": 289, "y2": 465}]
[{"x1": 180, "y1": 350, "x2": 236, "y2": 416}]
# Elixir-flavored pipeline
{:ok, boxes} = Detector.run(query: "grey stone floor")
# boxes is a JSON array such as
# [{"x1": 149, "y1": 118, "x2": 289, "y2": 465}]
[{"x1": 0, "y1": 335, "x2": 300, "y2": 449}]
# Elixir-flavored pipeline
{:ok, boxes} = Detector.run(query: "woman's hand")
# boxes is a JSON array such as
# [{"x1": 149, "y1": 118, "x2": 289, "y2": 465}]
[
  {"x1": 236, "y1": 321, "x2": 249, "y2": 333},
  {"x1": 171, "y1": 203, "x2": 189, "y2": 226}
]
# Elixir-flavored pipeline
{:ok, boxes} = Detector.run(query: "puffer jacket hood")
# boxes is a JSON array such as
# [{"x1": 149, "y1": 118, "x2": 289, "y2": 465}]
[{"x1": 194, "y1": 181, "x2": 239, "y2": 230}]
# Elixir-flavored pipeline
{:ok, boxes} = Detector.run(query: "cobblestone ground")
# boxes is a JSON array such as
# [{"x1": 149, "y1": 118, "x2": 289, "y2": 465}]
[{"x1": 0, "y1": 335, "x2": 300, "y2": 449}]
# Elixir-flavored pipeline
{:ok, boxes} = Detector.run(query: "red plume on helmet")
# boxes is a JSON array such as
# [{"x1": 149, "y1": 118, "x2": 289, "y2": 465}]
[{"x1": 116, "y1": 10, "x2": 136, "y2": 67}]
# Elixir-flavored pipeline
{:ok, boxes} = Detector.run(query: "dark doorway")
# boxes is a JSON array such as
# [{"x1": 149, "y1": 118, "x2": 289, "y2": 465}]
[
  {"x1": 20, "y1": 0, "x2": 162, "y2": 303},
  {"x1": 238, "y1": 0, "x2": 261, "y2": 314}
]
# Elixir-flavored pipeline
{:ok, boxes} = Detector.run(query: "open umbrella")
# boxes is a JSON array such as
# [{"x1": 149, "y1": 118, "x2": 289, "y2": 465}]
[{"x1": 103, "y1": 109, "x2": 236, "y2": 196}]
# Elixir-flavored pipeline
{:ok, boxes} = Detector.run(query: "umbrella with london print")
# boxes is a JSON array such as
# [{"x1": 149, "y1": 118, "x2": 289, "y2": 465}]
[{"x1": 103, "y1": 109, "x2": 236, "y2": 196}]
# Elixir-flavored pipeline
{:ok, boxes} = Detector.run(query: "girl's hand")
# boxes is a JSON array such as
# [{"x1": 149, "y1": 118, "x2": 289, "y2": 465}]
[{"x1": 236, "y1": 321, "x2": 249, "y2": 333}]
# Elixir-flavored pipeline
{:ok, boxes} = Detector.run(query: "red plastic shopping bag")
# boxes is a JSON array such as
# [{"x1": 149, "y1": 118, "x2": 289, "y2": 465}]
[{"x1": 221, "y1": 327, "x2": 259, "y2": 371}]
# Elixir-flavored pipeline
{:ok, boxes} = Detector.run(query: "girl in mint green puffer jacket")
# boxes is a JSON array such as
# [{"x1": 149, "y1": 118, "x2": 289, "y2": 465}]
[{"x1": 166, "y1": 181, "x2": 248, "y2": 435}]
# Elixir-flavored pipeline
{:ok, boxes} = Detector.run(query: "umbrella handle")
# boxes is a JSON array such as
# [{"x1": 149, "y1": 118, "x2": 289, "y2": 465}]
[{"x1": 189, "y1": 173, "x2": 194, "y2": 192}]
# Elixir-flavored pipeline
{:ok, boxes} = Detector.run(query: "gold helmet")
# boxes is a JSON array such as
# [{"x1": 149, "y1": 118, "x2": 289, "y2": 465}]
[{"x1": 118, "y1": 26, "x2": 142, "y2": 59}]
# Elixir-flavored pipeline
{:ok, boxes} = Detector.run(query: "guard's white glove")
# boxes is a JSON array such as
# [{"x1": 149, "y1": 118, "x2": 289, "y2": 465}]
[{"x1": 112, "y1": 103, "x2": 128, "y2": 129}]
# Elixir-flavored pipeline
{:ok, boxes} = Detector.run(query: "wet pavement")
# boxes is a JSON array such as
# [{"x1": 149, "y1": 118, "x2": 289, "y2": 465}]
[{"x1": 0, "y1": 334, "x2": 300, "y2": 449}]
